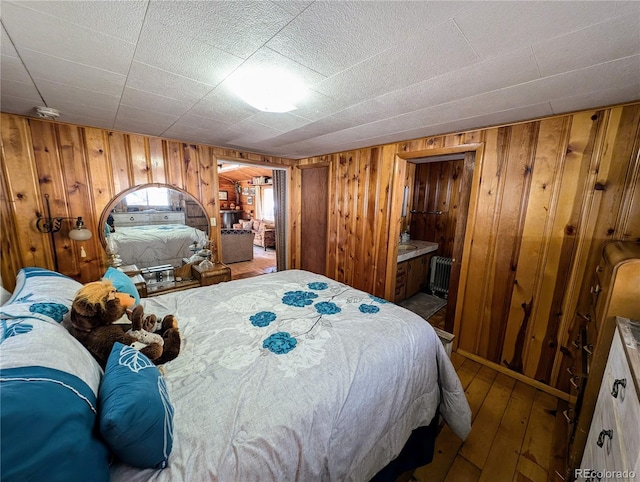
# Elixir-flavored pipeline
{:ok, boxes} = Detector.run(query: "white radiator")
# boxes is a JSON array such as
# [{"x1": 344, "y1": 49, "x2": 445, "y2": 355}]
[{"x1": 429, "y1": 256, "x2": 453, "y2": 298}]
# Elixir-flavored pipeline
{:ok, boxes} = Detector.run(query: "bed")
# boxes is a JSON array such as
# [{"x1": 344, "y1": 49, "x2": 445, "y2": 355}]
[
  {"x1": 0, "y1": 268, "x2": 471, "y2": 482},
  {"x1": 107, "y1": 224, "x2": 209, "y2": 268}
]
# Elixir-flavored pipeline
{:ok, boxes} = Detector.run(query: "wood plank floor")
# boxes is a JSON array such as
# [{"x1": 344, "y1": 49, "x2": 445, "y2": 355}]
[
  {"x1": 227, "y1": 245, "x2": 277, "y2": 280},
  {"x1": 409, "y1": 346, "x2": 570, "y2": 482}
]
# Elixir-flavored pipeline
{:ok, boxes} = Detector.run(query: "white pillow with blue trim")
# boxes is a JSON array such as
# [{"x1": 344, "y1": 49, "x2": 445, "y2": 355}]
[
  {"x1": 3, "y1": 267, "x2": 83, "y2": 323},
  {"x1": 0, "y1": 304, "x2": 109, "y2": 481},
  {"x1": 99, "y1": 342, "x2": 174, "y2": 469}
]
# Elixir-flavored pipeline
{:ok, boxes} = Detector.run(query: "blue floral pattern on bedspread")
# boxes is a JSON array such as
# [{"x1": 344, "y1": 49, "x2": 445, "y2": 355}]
[
  {"x1": 205, "y1": 273, "x2": 393, "y2": 374},
  {"x1": 263, "y1": 332, "x2": 297, "y2": 354},
  {"x1": 250, "y1": 311, "x2": 276, "y2": 328},
  {"x1": 282, "y1": 290, "x2": 318, "y2": 307}
]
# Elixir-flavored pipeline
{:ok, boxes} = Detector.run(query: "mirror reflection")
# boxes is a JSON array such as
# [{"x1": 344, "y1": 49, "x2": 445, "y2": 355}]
[{"x1": 101, "y1": 185, "x2": 210, "y2": 269}]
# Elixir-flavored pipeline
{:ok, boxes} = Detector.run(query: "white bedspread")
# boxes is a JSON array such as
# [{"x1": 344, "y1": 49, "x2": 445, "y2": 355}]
[
  {"x1": 108, "y1": 224, "x2": 209, "y2": 268},
  {"x1": 110, "y1": 270, "x2": 470, "y2": 482}
]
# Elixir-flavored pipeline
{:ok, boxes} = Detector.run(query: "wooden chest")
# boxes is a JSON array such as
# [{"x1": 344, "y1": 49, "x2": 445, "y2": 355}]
[{"x1": 191, "y1": 262, "x2": 231, "y2": 287}]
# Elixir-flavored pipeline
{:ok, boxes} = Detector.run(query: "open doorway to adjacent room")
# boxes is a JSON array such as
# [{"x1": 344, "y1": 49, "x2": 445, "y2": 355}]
[{"x1": 217, "y1": 160, "x2": 287, "y2": 280}]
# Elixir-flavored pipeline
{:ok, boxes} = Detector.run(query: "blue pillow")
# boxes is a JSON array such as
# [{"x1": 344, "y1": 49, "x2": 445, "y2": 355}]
[
  {"x1": 99, "y1": 342, "x2": 174, "y2": 469},
  {"x1": 103, "y1": 267, "x2": 140, "y2": 305},
  {"x1": 0, "y1": 314, "x2": 108, "y2": 481}
]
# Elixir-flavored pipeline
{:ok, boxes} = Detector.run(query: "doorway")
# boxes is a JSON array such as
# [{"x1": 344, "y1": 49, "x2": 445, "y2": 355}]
[
  {"x1": 217, "y1": 161, "x2": 288, "y2": 280},
  {"x1": 401, "y1": 150, "x2": 476, "y2": 334}
]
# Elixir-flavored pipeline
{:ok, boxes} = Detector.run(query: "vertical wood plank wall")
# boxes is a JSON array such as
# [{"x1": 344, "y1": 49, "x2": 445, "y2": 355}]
[
  {"x1": 0, "y1": 114, "x2": 294, "y2": 286},
  {"x1": 297, "y1": 103, "x2": 640, "y2": 392},
  {"x1": 2, "y1": 104, "x2": 639, "y2": 394}
]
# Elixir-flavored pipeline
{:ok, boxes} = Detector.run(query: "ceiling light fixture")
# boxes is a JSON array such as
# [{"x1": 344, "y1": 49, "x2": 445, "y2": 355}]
[{"x1": 229, "y1": 68, "x2": 307, "y2": 113}]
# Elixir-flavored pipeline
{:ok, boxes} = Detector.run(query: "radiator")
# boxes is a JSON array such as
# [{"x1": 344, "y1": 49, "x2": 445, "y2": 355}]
[{"x1": 429, "y1": 256, "x2": 453, "y2": 298}]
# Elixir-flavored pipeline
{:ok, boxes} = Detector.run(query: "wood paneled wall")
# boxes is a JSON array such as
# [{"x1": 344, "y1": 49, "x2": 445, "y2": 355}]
[
  {"x1": 296, "y1": 103, "x2": 640, "y2": 392},
  {"x1": 0, "y1": 114, "x2": 294, "y2": 288}
]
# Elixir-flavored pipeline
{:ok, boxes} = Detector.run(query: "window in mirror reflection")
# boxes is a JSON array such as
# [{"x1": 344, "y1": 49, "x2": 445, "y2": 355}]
[{"x1": 125, "y1": 187, "x2": 170, "y2": 208}]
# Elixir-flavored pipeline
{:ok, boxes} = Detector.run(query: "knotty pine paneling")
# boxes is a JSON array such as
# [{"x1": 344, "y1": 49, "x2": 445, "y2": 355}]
[
  {"x1": 296, "y1": 103, "x2": 640, "y2": 393},
  {"x1": 0, "y1": 114, "x2": 294, "y2": 288}
]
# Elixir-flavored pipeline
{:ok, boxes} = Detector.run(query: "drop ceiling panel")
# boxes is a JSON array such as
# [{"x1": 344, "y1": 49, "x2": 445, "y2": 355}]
[
  {"x1": 2, "y1": 2, "x2": 136, "y2": 74},
  {"x1": 125, "y1": 61, "x2": 214, "y2": 103},
  {"x1": 532, "y1": 15, "x2": 640, "y2": 77},
  {"x1": 453, "y1": 1, "x2": 616, "y2": 60},
  {"x1": 134, "y1": 20, "x2": 244, "y2": 85},
  {"x1": 0, "y1": 0, "x2": 638, "y2": 159},
  {"x1": 145, "y1": 1, "x2": 295, "y2": 59},
  {"x1": 10, "y1": 0, "x2": 148, "y2": 43}
]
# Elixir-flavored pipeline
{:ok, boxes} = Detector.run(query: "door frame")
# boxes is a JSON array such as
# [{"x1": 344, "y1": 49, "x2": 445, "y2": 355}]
[{"x1": 387, "y1": 143, "x2": 485, "y2": 348}]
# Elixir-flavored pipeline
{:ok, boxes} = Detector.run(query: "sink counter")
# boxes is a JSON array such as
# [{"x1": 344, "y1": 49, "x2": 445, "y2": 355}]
[{"x1": 397, "y1": 240, "x2": 438, "y2": 262}]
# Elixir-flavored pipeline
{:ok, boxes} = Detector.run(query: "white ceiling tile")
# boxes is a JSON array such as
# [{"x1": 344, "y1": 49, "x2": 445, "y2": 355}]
[
  {"x1": 162, "y1": 123, "x2": 231, "y2": 146},
  {"x1": 550, "y1": 84, "x2": 640, "y2": 114},
  {"x1": 115, "y1": 105, "x2": 180, "y2": 129},
  {"x1": 134, "y1": 20, "x2": 244, "y2": 85},
  {"x1": 269, "y1": 1, "x2": 314, "y2": 16},
  {"x1": 120, "y1": 88, "x2": 194, "y2": 118},
  {"x1": 500, "y1": 55, "x2": 640, "y2": 107},
  {"x1": 533, "y1": 15, "x2": 640, "y2": 77},
  {"x1": 126, "y1": 62, "x2": 214, "y2": 103},
  {"x1": 248, "y1": 111, "x2": 312, "y2": 131},
  {"x1": 188, "y1": 87, "x2": 257, "y2": 124},
  {"x1": 56, "y1": 113, "x2": 114, "y2": 130},
  {"x1": 12, "y1": 1, "x2": 148, "y2": 43},
  {"x1": 1, "y1": 95, "x2": 47, "y2": 116},
  {"x1": 1, "y1": 25, "x2": 19, "y2": 57},
  {"x1": 0, "y1": 54, "x2": 35, "y2": 84},
  {"x1": 615, "y1": 1, "x2": 640, "y2": 16},
  {"x1": 1, "y1": 1, "x2": 637, "y2": 158},
  {"x1": 454, "y1": 1, "x2": 615, "y2": 59},
  {"x1": 146, "y1": 1, "x2": 295, "y2": 59},
  {"x1": 312, "y1": 20, "x2": 477, "y2": 105},
  {"x1": 18, "y1": 49, "x2": 126, "y2": 97},
  {"x1": 43, "y1": 100, "x2": 117, "y2": 122},
  {"x1": 112, "y1": 117, "x2": 169, "y2": 138},
  {"x1": 0, "y1": 79, "x2": 42, "y2": 102},
  {"x1": 37, "y1": 80, "x2": 120, "y2": 112},
  {"x1": 2, "y1": 2, "x2": 136, "y2": 74},
  {"x1": 267, "y1": 1, "x2": 469, "y2": 76},
  {"x1": 172, "y1": 113, "x2": 234, "y2": 131}
]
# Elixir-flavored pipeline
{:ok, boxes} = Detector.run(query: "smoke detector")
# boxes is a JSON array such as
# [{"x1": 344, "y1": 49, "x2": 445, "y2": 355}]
[{"x1": 34, "y1": 106, "x2": 61, "y2": 119}]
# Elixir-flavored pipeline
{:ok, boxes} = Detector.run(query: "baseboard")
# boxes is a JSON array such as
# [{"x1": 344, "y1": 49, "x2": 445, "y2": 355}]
[{"x1": 455, "y1": 348, "x2": 575, "y2": 403}]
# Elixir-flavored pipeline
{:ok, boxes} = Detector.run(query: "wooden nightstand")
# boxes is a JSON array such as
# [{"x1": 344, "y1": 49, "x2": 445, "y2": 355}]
[{"x1": 191, "y1": 262, "x2": 231, "y2": 287}]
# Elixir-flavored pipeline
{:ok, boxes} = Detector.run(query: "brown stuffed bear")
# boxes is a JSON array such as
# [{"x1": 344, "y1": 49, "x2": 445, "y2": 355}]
[{"x1": 69, "y1": 279, "x2": 181, "y2": 369}]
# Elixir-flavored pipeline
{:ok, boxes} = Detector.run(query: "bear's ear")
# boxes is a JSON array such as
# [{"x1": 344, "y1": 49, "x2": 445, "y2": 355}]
[{"x1": 72, "y1": 298, "x2": 100, "y2": 318}]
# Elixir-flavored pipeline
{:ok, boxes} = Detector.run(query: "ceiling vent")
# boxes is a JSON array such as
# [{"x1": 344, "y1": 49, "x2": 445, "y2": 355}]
[{"x1": 34, "y1": 106, "x2": 61, "y2": 119}]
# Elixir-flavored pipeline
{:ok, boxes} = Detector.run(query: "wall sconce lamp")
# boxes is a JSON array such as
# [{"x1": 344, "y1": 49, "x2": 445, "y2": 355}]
[{"x1": 36, "y1": 193, "x2": 93, "y2": 271}]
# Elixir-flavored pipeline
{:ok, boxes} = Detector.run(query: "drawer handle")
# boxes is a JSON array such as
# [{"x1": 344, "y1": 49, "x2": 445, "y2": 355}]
[
  {"x1": 569, "y1": 376, "x2": 580, "y2": 390},
  {"x1": 596, "y1": 429, "x2": 613, "y2": 454},
  {"x1": 562, "y1": 408, "x2": 575, "y2": 424},
  {"x1": 129, "y1": 216, "x2": 135, "y2": 221},
  {"x1": 583, "y1": 344, "x2": 593, "y2": 355},
  {"x1": 611, "y1": 378, "x2": 626, "y2": 399},
  {"x1": 590, "y1": 284, "x2": 601, "y2": 294},
  {"x1": 577, "y1": 312, "x2": 591, "y2": 322},
  {"x1": 164, "y1": 215, "x2": 168, "y2": 219}
]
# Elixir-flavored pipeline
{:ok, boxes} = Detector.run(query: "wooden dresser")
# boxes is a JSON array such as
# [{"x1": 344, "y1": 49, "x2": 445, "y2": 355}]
[
  {"x1": 578, "y1": 317, "x2": 640, "y2": 480},
  {"x1": 567, "y1": 242, "x2": 640, "y2": 477}
]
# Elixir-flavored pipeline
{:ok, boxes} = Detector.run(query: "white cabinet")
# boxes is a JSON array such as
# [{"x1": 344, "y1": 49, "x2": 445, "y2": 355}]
[{"x1": 578, "y1": 318, "x2": 640, "y2": 481}]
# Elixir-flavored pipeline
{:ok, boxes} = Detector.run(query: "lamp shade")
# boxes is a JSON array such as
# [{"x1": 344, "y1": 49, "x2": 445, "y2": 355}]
[{"x1": 68, "y1": 217, "x2": 92, "y2": 241}]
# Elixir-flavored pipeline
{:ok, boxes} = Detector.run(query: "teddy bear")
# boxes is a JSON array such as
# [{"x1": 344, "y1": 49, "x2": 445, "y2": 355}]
[{"x1": 69, "y1": 279, "x2": 181, "y2": 369}]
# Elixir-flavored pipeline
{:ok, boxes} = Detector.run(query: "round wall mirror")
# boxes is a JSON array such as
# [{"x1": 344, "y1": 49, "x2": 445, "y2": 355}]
[{"x1": 99, "y1": 184, "x2": 210, "y2": 269}]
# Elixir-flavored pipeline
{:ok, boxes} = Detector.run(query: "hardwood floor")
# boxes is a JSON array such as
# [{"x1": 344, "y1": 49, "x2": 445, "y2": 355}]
[
  {"x1": 405, "y1": 313, "x2": 570, "y2": 482},
  {"x1": 227, "y1": 245, "x2": 277, "y2": 280}
]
